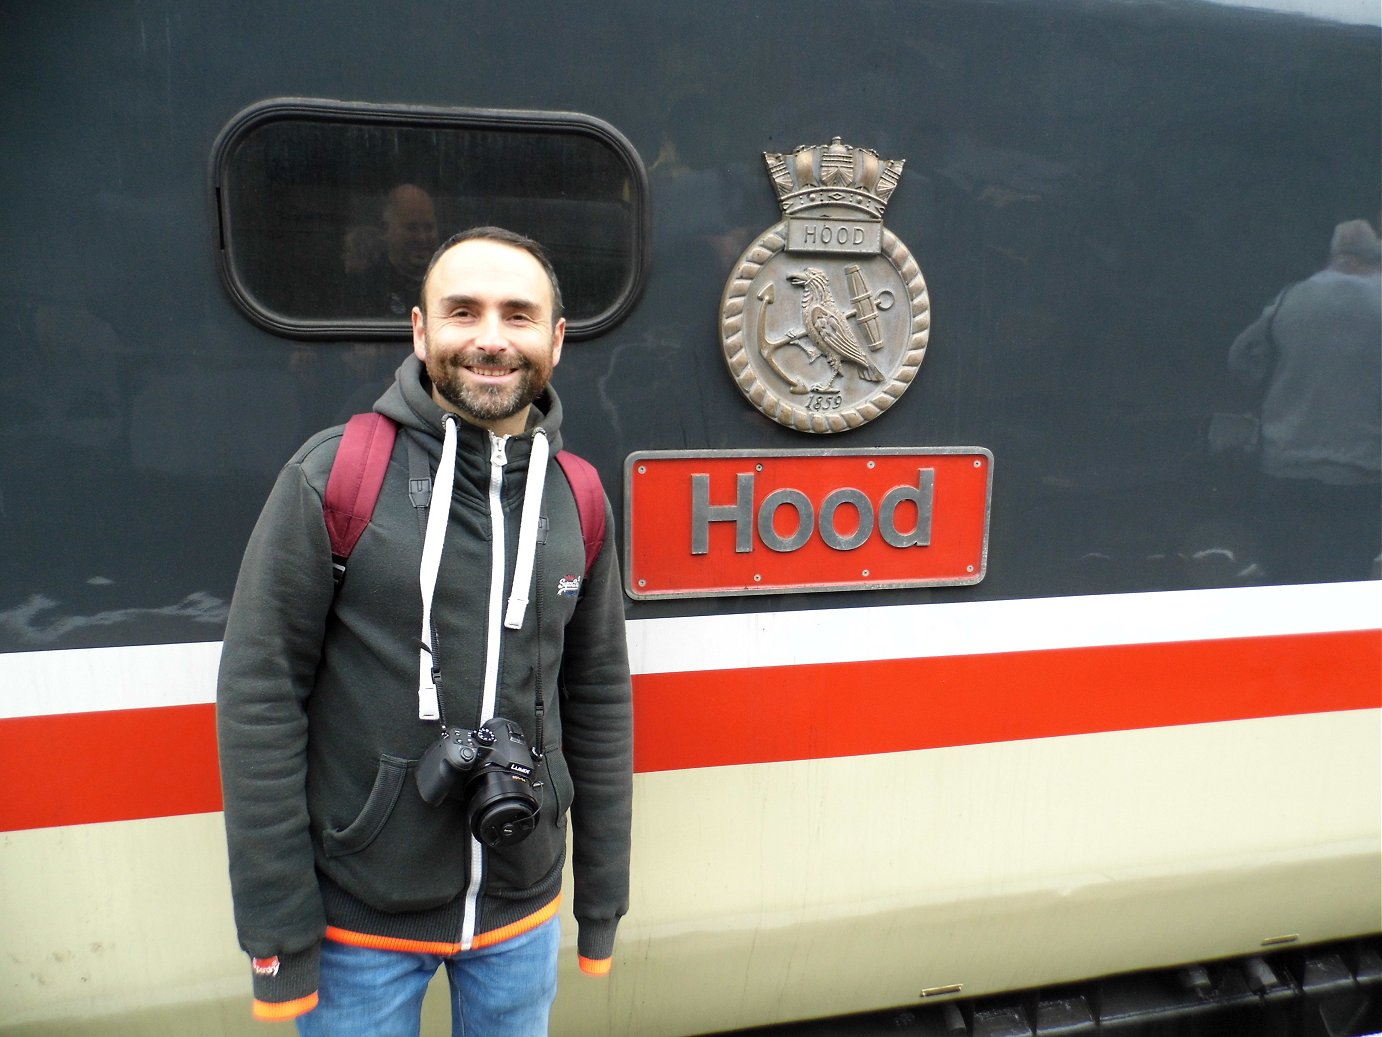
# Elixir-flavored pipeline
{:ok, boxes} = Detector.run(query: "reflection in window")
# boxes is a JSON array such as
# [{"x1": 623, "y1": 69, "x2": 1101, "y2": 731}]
[{"x1": 213, "y1": 101, "x2": 648, "y2": 339}]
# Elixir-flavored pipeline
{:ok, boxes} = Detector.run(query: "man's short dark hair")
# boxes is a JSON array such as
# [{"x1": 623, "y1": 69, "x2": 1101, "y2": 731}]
[{"x1": 418, "y1": 226, "x2": 565, "y2": 324}]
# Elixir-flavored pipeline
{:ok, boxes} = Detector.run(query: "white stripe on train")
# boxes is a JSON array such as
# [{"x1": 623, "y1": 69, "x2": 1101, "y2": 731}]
[{"x1": 1, "y1": 581, "x2": 1377, "y2": 720}]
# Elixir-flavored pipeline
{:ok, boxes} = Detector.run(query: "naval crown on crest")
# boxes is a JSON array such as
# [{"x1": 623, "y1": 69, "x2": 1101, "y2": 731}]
[{"x1": 764, "y1": 137, "x2": 905, "y2": 219}]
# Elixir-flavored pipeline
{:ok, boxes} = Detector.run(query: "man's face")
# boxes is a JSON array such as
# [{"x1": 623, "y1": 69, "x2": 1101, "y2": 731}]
[
  {"x1": 384, "y1": 187, "x2": 438, "y2": 280},
  {"x1": 411, "y1": 239, "x2": 565, "y2": 436}
]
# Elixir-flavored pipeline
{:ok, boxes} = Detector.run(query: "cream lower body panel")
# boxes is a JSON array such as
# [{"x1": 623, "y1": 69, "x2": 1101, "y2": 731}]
[
  {"x1": 2, "y1": 709, "x2": 1378, "y2": 1036},
  {"x1": 0, "y1": 812, "x2": 250, "y2": 1035},
  {"x1": 559, "y1": 708, "x2": 1380, "y2": 1036}
]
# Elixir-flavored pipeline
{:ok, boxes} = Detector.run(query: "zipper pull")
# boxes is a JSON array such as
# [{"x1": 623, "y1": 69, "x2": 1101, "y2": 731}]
[{"x1": 489, "y1": 432, "x2": 508, "y2": 467}]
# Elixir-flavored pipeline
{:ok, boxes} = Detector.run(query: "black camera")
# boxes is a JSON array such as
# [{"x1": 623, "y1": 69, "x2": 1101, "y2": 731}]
[{"x1": 415, "y1": 718, "x2": 541, "y2": 848}]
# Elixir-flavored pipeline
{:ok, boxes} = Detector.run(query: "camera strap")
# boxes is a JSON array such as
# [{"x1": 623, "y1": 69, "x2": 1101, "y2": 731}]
[{"x1": 531, "y1": 550, "x2": 546, "y2": 764}]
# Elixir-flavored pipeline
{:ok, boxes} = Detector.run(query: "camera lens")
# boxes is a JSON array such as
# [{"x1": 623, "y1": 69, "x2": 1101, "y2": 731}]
[
  {"x1": 477, "y1": 801, "x2": 538, "y2": 847},
  {"x1": 466, "y1": 770, "x2": 540, "y2": 847}
]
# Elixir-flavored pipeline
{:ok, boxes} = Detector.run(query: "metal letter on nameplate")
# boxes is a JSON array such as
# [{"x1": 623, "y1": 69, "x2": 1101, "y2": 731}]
[{"x1": 720, "y1": 138, "x2": 930, "y2": 433}]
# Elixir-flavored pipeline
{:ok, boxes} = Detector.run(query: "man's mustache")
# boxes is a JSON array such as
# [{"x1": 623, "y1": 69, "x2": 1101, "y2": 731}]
[{"x1": 447, "y1": 351, "x2": 533, "y2": 371}]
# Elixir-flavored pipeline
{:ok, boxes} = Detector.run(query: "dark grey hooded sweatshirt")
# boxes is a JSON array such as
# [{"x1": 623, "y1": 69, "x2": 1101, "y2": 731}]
[{"x1": 216, "y1": 355, "x2": 633, "y2": 1015}]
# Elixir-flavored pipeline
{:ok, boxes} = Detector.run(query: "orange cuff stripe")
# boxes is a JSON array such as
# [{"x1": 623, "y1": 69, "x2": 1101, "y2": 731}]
[
  {"x1": 579, "y1": 956, "x2": 612, "y2": 976},
  {"x1": 326, "y1": 895, "x2": 562, "y2": 956},
  {"x1": 252, "y1": 992, "x2": 319, "y2": 1021}
]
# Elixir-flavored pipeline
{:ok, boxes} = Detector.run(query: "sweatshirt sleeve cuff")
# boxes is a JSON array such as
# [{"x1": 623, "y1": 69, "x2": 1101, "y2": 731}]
[
  {"x1": 578, "y1": 955, "x2": 613, "y2": 976},
  {"x1": 575, "y1": 915, "x2": 620, "y2": 973},
  {"x1": 253, "y1": 992, "x2": 319, "y2": 1021},
  {"x1": 248, "y1": 943, "x2": 320, "y2": 1019}
]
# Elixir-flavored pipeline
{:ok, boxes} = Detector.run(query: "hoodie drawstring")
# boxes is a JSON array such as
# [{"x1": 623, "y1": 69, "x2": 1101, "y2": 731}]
[
  {"x1": 505, "y1": 428, "x2": 549, "y2": 630},
  {"x1": 415, "y1": 415, "x2": 457, "y2": 720},
  {"x1": 416, "y1": 417, "x2": 548, "y2": 720}
]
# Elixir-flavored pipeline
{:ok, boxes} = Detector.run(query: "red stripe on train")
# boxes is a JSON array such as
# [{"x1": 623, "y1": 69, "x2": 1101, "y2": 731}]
[
  {"x1": 632, "y1": 630, "x2": 1381, "y2": 771},
  {"x1": 0, "y1": 631, "x2": 1376, "y2": 832},
  {"x1": 0, "y1": 703, "x2": 223, "y2": 833}
]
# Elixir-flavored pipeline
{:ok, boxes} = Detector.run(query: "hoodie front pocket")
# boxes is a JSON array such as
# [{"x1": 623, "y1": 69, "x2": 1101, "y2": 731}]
[
  {"x1": 318, "y1": 753, "x2": 475, "y2": 912},
  {"x1": 542, "y1": 744, "x2": 574, "y2": 823},
  {"x1": 321, "y1": 754, "x2": 411, "y2": 857}
]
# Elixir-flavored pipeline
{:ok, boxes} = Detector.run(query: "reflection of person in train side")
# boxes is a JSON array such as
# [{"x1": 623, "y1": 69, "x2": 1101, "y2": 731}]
[
  {"x1": 218, "y1": 227, "x2": 633, "y2": 1036},
  {"x1": 1228, "y1": 219, "x2": 1382, "y2": 582},
  {"x1": 344, "y1": 183, "x2": 440, "y2": 316}
]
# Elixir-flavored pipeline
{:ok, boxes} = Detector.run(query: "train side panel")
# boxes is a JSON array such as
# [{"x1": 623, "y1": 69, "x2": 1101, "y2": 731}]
[{"x1": 1, "y1": 1, "x2": 1378, "y2": 1033}]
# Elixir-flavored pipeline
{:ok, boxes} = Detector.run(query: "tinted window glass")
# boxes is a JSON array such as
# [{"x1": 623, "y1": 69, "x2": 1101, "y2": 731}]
[{"x1": 213, "y1": 101, "x2": 648, "y2": 339}]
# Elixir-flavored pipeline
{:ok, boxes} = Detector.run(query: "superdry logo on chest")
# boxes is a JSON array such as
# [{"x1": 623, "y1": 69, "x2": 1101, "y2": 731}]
[{"x1": 557, "y1": 575, "x2": 581, "y2": 598}]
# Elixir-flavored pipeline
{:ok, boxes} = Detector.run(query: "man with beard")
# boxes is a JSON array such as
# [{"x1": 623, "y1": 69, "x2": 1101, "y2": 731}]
[
  {"x1": 412, "y1": 229, "x2": 564, "y2": 431},
  {"x1": 217, "y1": 227, "x2": 633, "y2": 1037}
]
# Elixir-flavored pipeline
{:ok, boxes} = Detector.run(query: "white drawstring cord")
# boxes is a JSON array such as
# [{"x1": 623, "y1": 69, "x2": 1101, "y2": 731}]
[
  {"x1": 416, "y1": 415, "x2": 457, "y2": 720},
  {"x1": 504, "y1": 428, "x2": 549, "y2": 630}
]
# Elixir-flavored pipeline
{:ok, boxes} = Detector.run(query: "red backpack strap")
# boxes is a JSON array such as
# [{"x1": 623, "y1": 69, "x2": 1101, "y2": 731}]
[
  {"x1": 554, "y1": 449, "x2": 606, "y2": 577},
  {"x1": 324, "y1": 413, "x2": 397, "y2": 584}
]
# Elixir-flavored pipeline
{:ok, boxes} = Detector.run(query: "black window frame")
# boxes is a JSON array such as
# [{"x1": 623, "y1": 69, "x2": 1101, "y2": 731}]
[{"x1": 209, "y1": 97, "x2": 650, "y2": 341}]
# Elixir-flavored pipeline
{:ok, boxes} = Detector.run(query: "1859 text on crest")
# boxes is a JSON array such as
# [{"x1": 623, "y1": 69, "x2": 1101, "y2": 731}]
[{"x1": 721, "y1": 138, "x2": 930, "y2": 433}]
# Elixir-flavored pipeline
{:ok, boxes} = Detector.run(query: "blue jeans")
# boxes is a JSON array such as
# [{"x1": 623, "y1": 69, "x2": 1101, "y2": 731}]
[{"x1": 297, "y1": 917, "x2": 560, "y2": 1037}]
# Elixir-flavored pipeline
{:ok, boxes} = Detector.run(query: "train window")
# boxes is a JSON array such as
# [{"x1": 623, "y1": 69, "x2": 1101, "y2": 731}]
[{"x1": 211, "y1": 100, "x2": 649, "y2": 340}]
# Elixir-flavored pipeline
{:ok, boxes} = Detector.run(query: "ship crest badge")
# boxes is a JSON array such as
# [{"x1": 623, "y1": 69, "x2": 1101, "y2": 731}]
[{"x1": 720, "y1": 138, "x2": 930, "y2": 433}]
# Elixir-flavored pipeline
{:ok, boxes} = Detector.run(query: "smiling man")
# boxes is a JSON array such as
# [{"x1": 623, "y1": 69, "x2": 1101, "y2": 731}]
[
  {"x1": 217, "y1": 227, "x2": 633, "y2": 1037},
  {"x1": 413, "y1": 231, "x2": 566, "y2": 434}
]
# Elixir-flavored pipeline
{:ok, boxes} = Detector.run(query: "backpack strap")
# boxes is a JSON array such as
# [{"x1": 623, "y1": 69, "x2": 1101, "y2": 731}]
[
  {"x1": 323, "y1": 413, "x2": 397, "y2": 585},
  {"x1": 555, "y1": 449, "x2": 607, "y2": 577}
]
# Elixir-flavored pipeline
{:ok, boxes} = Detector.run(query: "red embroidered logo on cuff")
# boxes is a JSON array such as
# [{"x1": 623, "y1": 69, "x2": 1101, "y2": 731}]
[{"x1": 252, "y1": 956, "x2": 281, "y2": 977}]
